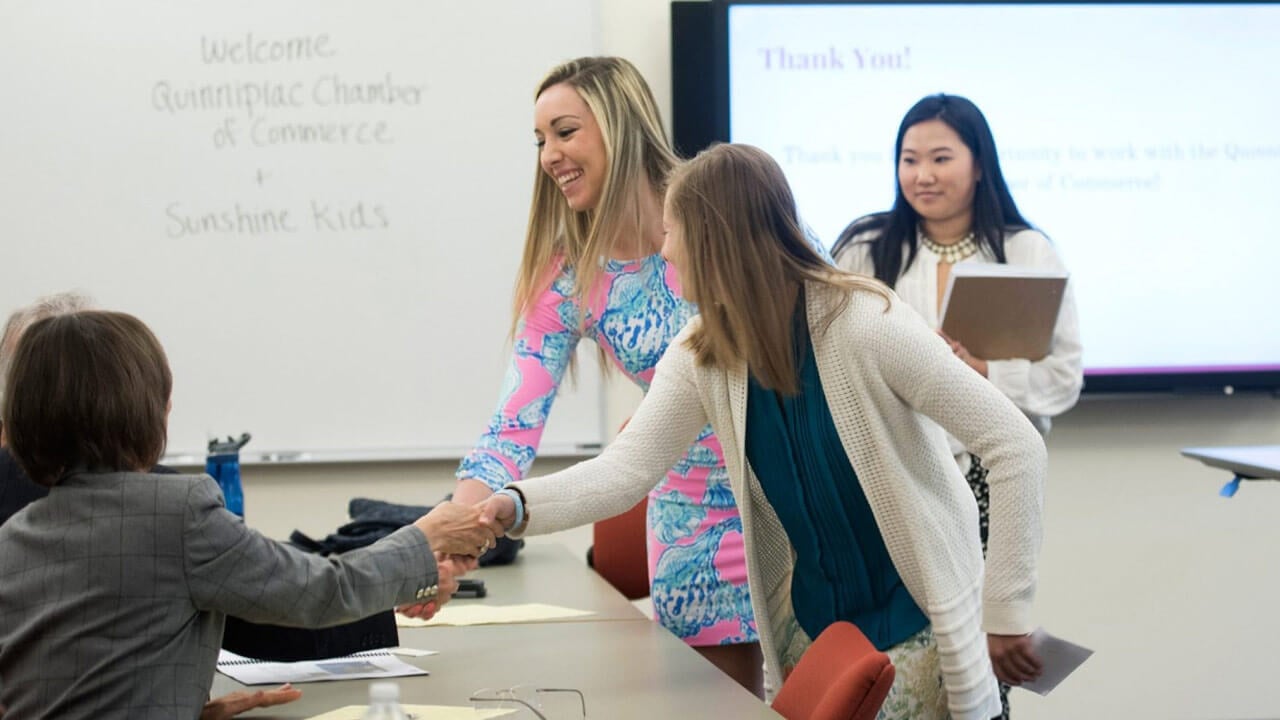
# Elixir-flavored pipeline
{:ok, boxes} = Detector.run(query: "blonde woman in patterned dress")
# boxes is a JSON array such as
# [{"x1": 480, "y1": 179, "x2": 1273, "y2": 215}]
[{"x1": 451, "y1": 58, "x2": 761, "y2": 694}]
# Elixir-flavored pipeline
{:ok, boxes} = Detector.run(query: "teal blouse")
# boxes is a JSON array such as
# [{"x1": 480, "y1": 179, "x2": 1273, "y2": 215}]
[{"x1": 744, "y1": 325, "x2": 928, "y2": 651}]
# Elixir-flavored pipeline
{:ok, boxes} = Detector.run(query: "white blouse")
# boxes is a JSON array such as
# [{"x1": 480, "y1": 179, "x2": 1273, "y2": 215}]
[{"x1": 836, "y1": 228, "x2": 1083, "y2": 458}]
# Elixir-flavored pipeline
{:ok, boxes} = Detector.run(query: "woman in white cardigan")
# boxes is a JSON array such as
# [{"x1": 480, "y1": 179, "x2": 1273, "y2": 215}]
[{"x1": 482, "y1": 144, "x2": 1046, "y2": 720}]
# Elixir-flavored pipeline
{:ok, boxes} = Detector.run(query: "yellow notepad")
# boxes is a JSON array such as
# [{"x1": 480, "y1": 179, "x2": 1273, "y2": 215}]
[{"x1": 397, "y1": 603, "x2": 594, "y2": 627}]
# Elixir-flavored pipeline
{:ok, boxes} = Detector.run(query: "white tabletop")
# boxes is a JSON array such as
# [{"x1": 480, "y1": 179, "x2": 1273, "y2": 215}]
[
  {"x1": 214, "y1": 542, "x2": 781, "y2": 719},
  {"x1": 1180, "y1": 445, "x2": 1280, "y2": 480}
]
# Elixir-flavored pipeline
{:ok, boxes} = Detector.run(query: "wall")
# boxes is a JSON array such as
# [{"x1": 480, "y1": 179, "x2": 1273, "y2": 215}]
[
  {"x1": 242, "y1": 2, "x2": 1280, "y2": 718},
  {"x1": 1, "y1": 0, "x2": 607, "y2": 460}
]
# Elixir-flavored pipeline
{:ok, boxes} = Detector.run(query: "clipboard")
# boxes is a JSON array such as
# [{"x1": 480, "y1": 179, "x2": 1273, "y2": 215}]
[{"x1": 940, "y1": 264, "x2": 1068, "y2": 361}]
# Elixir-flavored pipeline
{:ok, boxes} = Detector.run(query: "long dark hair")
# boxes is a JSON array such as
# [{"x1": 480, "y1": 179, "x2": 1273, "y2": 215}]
[{"x1": 832, "y1": 94, "x2": 1031, "y2": 287}]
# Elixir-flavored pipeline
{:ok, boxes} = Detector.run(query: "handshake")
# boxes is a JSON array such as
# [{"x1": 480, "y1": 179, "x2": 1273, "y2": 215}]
[{"x1": 397, "y1": 492, "x2": 521, "y2": 620}]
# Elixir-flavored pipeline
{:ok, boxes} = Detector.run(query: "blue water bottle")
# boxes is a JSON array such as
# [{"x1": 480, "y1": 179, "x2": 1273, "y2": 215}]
[{"x1": 207, "y1": 433, "x2": 251, "y2": 517}]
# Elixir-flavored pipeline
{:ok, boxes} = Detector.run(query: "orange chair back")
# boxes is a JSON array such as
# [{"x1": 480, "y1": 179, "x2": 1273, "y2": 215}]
[
  {"x1": 589, "y1": 497, "x2": 650, "y2": 600},
  {"x1": 772, "y1": 621, "x2": 895, "y2": 720}
]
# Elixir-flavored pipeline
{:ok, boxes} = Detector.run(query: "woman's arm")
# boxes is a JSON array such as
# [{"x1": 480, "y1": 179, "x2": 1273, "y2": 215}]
[
  {"x1": 493, "y1": 325, "x2": 712, "y2": 536},
  {"x1": 870, "y1": 298, "x2": 1047, "y2": 634},
  {"x1": 455, "y1": 270, "x2": 582, "y2": 499},
  {"x1": 184, "y1": 479, "x2": 439, "y2": 626}
]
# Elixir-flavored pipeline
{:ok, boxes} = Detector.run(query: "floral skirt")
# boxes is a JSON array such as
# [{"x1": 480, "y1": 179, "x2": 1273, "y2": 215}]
[{"x1": 875, "y1": 627, "x2": 948, "y2": 719}]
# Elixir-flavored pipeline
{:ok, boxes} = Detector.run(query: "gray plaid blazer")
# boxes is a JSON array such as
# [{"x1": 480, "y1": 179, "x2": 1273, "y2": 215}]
[{"x1": 0, "y1": 471, "x2": 436, "y2": 718}]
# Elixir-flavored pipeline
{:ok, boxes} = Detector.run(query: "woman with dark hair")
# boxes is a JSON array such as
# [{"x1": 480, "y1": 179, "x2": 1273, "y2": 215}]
[
  {"x1": 833, "y1": 93, "x2": 1081, "y2": 719},
  {"x1": 0, "y1": 311, "x2": 496, "y2": 718},
  {"x1": 481, "y1": 143, "x2": 1048, "y2": 720}
]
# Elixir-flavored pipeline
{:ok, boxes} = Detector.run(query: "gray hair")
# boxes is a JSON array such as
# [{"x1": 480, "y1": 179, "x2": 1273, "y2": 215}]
[{"x1": 0, "y1": 291, "x2": 97, "y2": 403}]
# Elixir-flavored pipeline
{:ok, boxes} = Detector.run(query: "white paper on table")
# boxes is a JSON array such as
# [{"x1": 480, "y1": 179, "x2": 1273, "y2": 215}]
[
  {"x1": 216, "y1": 648, "x2": 426, "y2": 685},
  {"x1": 388, "y1": 646, "x2": 438, "y2": 657},
  {"x1": 304, "y1": 705, "x2": 513, "y2": 720},
  {"x1": 1019, "y1": 627, "x2": 1094, "y2": 695},
  {"x1": 397, "y1": 603, "x2": 594, "y2": 627}
]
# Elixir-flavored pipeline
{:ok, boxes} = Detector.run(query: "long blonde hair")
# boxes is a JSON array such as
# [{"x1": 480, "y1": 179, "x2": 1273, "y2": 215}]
[
  {"x1": 666, "y1": 144, "x2": 890, "y2": 394},
  {"x1": 512, "y1": 57, "x2": 679, "y2": 333}
]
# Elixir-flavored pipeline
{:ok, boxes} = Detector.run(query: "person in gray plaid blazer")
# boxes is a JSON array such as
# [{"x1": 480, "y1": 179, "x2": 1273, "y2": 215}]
[{"x1": 0, "y1": 310, "x2": 503, "y2": 719}]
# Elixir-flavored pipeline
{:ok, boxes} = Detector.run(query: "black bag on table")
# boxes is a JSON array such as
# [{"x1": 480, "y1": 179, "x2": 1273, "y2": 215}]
[
  {"x1": 288, "y1": 497, "x2": 524, "y2": 566},
  {"x1": 222, "y1": 498, "x2": 525, "y2": 663}
]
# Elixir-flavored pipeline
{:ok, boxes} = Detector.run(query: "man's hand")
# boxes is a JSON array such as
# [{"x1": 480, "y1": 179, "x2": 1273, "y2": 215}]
[
  {"x1": 397, "y1": 554, "x2": 465, "y2": 621},
  {"x1": 988, "y1": 633, "x2": 1043, "y2": 686},
  {"x1": 200, "y1": 684, "x2": 302, "y2": 720},
  {"x1": 413, "y1": 500, "x2": 502, "y2": 557}
]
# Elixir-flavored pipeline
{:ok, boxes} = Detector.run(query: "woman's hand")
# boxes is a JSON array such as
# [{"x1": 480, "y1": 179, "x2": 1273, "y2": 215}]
[
  {"x1": 200, "y1": 684, "x2": 302, "y2": 720},
  {"x1": 987, "y1": 633, "x2": 1043, "y2": 686},
  {"x1": 938, "y1": 330, "x2": 989, "y2": 377},
  {"x1": 478, "y1": 492, "x2": 518, "y2": 532},
  {"x1": 413, "y1": 501, "x2": 502, "y2": 557}
]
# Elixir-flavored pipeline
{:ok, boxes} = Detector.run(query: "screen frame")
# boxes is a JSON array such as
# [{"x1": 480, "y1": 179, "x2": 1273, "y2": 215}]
[{"x1": 671, "y1": 0, "x2": 1280, "y2": 395}]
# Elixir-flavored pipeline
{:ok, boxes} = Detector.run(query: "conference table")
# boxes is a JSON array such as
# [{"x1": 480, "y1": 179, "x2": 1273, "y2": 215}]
[{"x1": 215, "y1": 543, "x2": 782, "y2": 719}]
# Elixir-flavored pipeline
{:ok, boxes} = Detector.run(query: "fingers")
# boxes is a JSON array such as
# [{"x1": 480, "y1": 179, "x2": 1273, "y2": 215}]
[
  {"x1": 435, "y1": 551, "x2": 480, "y2": 573},
  {"x1": 399, "y1": 553, "x2": 469, "y2": 621},
  {"x1": 943, "y1": 337, "x2": 989, "y2": 376},
  {"x1": 397, "y1": 601, "x2": 438, "y2": 620},
  {"x1": 416, "y1": 501, "x2": 499, "y2": 557},
  {"x1": 260, "y1": 684, "x2": 302, "y2": 707},
  {"x1": 995, "y1": 659, "x2": 1038, "y2": 685},
  {"x1": 466, "y1": 531, "x2": 497, "y2": 558},
  {"x1": 478, "y1": 494, "x2": 517, "y2": 533},
  {"x1": 449, "y1": 553, "x2": 480, "y2": 573},
  {"x1": 464, "y1": 488, "x2": 511, "y2": 539},
  {"x1": 988, "y1": 634, "x2": 1043, "y2": 686},
  {"x1": 436, "y1": 560, "x2": 460, "y2": 606},
  {"x1": 481, "y1": 511, "x2": 507, "y2": 539},
  {"x1": 201, "y1": 690, "x2": 269, "y2": 720},
  {"x1": 1003, "y1": 645, "x2": 1043, "y2": 681},
  {"x1": 222, "y1": 691, "x2": 265, "y2": 717}
]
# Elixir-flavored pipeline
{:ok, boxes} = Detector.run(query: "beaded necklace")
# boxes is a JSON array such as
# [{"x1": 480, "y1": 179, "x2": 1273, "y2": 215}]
[{"x1": 918, "y1": 229, "x2": 978, "y2": 264}]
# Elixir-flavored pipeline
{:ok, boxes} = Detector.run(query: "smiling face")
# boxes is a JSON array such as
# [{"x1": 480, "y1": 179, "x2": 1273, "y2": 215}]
[
  {"x1": 534, "y1": 82, "x2": 608, "y2": 212},
  {"x1": 898, "y1": 118, "x2": 981, "y2": 235}
]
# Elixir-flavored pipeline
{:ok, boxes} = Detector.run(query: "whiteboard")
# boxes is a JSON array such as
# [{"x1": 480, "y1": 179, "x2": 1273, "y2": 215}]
[{"x1": 0, "y1": 0, "x2": 606, "y2": 460}]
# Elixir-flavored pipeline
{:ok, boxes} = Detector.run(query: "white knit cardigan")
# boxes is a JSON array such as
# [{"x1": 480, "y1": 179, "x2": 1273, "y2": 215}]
[{"x1": 513, "y1": 281, "x2": 1046, "y2": 720}]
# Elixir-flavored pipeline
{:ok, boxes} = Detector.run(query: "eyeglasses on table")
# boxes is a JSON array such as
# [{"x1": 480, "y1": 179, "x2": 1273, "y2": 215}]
[{"x1": 470, "y1": 685, "x2": 586, "y2": 719}]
